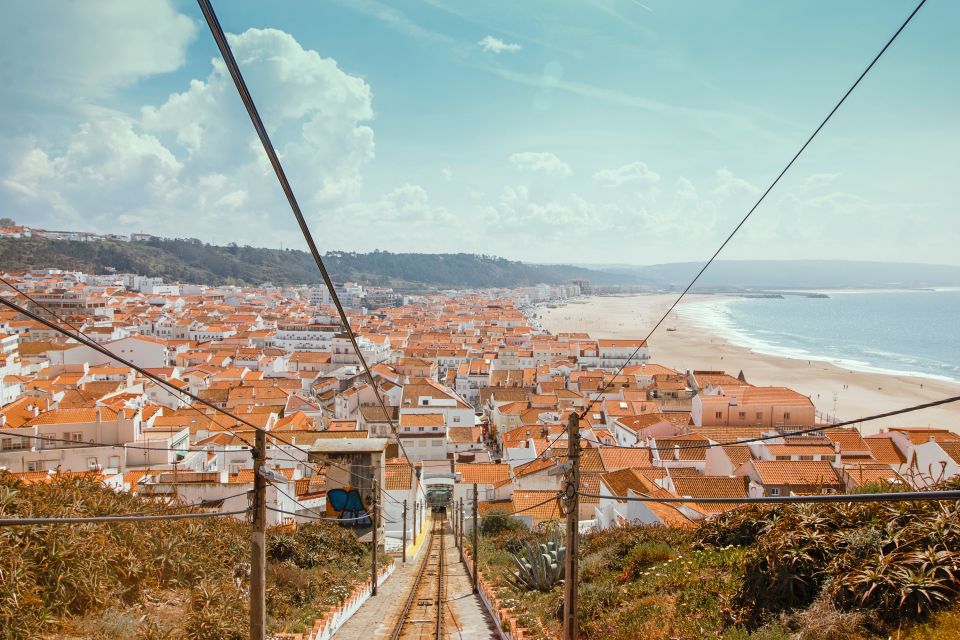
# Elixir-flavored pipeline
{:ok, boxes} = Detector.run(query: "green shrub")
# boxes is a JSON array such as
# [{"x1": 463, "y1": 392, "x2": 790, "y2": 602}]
[
  {"x1": 184, "y1": 580, "x2": 246, "y2": 640},
  {"x1": 480, "y1": 510, "x2": 529, "y2": 536}
]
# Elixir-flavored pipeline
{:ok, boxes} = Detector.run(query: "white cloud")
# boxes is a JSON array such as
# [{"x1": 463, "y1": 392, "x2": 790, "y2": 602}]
[
  {"x1": 377, "y1": 184, "x2": 453, "y2": 223},
  {"x1": 479, "y1": 35, "x2": 521, "y2": 54},
  {"x1": 142, "y1": 28, "x2": 374, "y2": 206},
  {"x1": 3, "y1": 117, "x2": 182, "y2": 228},
  {"x1": 441, "y1": 167, "x2": 453, "y2": 180},
  {"x1": 3, "y1": 27, "x2": 377, "y2": 243},
  {"x1": 0, "y1": 0, "x2": 195, "y2": 101},
  {"x1": 711, "y1": 167, "x2": 761, "y2": 201},
  {"x1": 508, "y1": 152, "x2": 572, "y2": 177},
  {"x1": 592, "y1": 161, "x2": 660, "y2": 188}
]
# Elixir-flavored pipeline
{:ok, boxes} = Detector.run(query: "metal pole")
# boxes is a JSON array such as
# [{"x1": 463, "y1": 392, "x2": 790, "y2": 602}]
[
  {"x1": 250, "y1": 428, "x2": 266, "y2": 640},
  {"x1": 458, "y1": 498, "x2": 463, "y2": 550},
  {"x1": 371, "y1": 479, "x2": 379, "y2": 596},
  {"x1": 402, "y1": 499, "x2": 408, "y2": 563},
  {"x1": 562, "y1": 412, "x2": 581, "y2": 640},
  {"x1": 414, "y1": 499, "x2": 418, "y2": 539},
  {"x1": 471, "y1": 483, "x2": 478, "y2": 594}
]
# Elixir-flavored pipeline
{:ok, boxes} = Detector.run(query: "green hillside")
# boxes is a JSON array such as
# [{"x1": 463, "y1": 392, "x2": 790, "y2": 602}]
[{"x1": 0, "y1": 237, "x2": 636, "y2": 290}]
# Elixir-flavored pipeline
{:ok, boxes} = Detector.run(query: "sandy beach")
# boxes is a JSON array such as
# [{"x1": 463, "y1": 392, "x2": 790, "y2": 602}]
[{"x1": 536, "y1": 294, "x2": 960, "y2": 435}]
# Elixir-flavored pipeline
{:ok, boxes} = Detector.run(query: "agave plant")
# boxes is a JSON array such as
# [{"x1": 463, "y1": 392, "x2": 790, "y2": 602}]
[{"x1": 507, "y1": 528, "x2": 565, "y2": 592}]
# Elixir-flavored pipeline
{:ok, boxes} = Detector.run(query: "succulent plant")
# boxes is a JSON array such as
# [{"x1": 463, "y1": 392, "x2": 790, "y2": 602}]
[{"x1": 507, "y1": 528, "x2": 566, "y2": 592}]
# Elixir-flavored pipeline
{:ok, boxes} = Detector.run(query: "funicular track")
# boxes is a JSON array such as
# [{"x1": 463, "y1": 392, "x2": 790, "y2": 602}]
[{"x1": 390, "y1": 512, "x2": 447, "y2": 640}]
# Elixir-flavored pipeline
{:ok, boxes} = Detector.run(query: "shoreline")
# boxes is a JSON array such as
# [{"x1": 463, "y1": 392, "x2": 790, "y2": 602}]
[
  {"x1": 535, "y1": 294, "x2": 960, "y2": 435},
  {"x1": 677, "y1": 295, "x2": 960, "y2": 386}
]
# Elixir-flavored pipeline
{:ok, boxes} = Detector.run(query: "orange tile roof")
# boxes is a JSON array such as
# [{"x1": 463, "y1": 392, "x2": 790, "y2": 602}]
[
  {"x1": 511, "y1": 490, "x2": 562, "y2": 521},
  {"x1": 456, "y1": 462, "x2": 511, "y2": 485},
  {"x1": 385, "y1": 462, "x2": 414, "y2": 490},
  {"x1": 890, "y1": 427, "x2": 960, "y2": 445},
  {"x1": 840, "y1": 464, "x2": 905, "y2": 488},
  {"x1": 596, "y1": 447, "x2": 653, "y2": 471},
  {"x1": 25, "y1": 406, "x2": 120, "y2": 425},
  {"x1": 672, "y1": 476, "x2": 749, "y2": 513},
  {"x1": 864, "y1": 435, "x2": 907, "y2": 465},
  {"x1": 399, "y1": 413, "x2": 446, "y2": 427},
  {"x1": 825, "y1": 427, "x2": 869, "y2": 452},
  {"x1": 750, "y1": 460, "x2": 842, "y2": 487}
]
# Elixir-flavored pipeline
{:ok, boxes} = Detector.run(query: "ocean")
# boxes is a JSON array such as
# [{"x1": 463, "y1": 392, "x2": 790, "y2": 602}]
[{"x1": 678, "y1": 289, "x2": 960, "y2": 383}]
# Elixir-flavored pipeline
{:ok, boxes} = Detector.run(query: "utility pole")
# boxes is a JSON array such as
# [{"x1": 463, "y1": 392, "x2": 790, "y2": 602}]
[
  {"x1": 458, "y1": 498, "x2": 464, "y2": 550},
  {"x1": 562, "y1": 412, "x2": 581, "y2": 640},
  {"x1": 250, "y1": 428, "x2": 266, "y2": 640},
  {"x1": 371, "y1": 479, "x2": 379, "y2": 596},
  {"x1": 471, "y1": 483, "x2": 479, "y2": 594},
  {"x1": 402, "y1": 499, "x2": 408, "y2": 563},
  {"x1": 413, "y1": 499, "x2": 418, "y2": 541}
]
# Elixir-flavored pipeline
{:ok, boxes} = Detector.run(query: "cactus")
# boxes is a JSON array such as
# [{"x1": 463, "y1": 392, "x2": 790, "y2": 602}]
[{"x1": 507, "y1": 529, "x2": 565, "y2": 592}]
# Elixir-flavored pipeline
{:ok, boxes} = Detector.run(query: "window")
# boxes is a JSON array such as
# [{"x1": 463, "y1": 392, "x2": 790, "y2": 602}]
[
  {"x1": 784, "y1": 412, "x2": 791, "y2": 420},
  {"x1": 715, "y1": 411, "x2": 723, "y2": 419},
  {"x1": 431, "y1": 440, "x2": 442, "y2": 447},
  {"x1": 453, "y1": 416, "x2": 460, "y2": 423},
  {"x1": 799, "y1": 455, "x2": 813, "y2": 461},
  {"x1": 756, "y1": 412, "x2": 763, "y2": 420},
  {"x1": 87, "y1": 457, "x2": 99, "y2": 469},
  {"x1": 432, "y1": 426, "x2": 440, "y2": 432},
  {"x1": 738, "y1": 411, "x2": 746, "y2": 419},
  {"x1": 67, "y1": 432, "x2": 84, "y2": 443},
  {"x1": 769, "y1": 487, "x2": 781, "y2": 496}
]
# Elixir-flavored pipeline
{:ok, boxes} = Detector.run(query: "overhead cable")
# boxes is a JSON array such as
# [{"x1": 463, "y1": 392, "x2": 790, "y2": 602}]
[
  {"x1": 576, "y1": 489, "x2": 960, "y2": 504},
  {"x1": 0, "y1": 289, "x2": 397, "y2": 501},
  {"x1": 0, "y1": 508, "x2": 250, "y2": 527},
  {"x1": 195, "y1": 0, "x2": 413, "y2": 466},
  {"x1": 577, "y1": 0, "x2": 928, "y2": 420}
]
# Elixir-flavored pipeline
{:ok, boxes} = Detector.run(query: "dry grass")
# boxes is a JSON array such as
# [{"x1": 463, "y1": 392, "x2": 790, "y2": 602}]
[{"x1": 1, "y1": 471, "x2": 377, "y2": 639}]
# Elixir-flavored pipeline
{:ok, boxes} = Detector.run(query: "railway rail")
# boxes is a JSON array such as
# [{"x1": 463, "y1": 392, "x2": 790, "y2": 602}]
[{"x1": 390, "y1": 512, "x2": 448, "y2": 640}]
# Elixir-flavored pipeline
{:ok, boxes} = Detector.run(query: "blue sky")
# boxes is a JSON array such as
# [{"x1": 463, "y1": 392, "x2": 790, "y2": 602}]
[{"x1": 1, "y1": 0, "x2": 957, "y2": 265}]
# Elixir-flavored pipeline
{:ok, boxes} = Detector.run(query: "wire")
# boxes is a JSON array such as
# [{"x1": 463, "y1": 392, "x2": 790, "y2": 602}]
[
  {"x1": 634, "y1": 393, "x2": 960, "y2": 452},
  {"x1": 0, "y1": 285, "x2": 394, "y2": 496},
  {"x1": 0, "y1": 289, "x2": 265, "y2": 446},
  {"x1": 196, "y1": 0, "x2": 415, "y2": 467},
  {"x1": 0, "y1": 508, "x2": 249, "y2": 527},
  {"x1": 576, "y1": 0, "x2": 928, "y2": 421},
  {"x1": 0, "y1": 428, "x2": 245, "y2": 454},
  {"x1": 134, "y1": 491, "x2": 252, "y2": 515},
  {"x1": 462, "y1": 493, "x2": 562, "y2": 519},
  {"x1": 577, "y1": 489, "x2": 960, "y2": 505},
  {"x1": 266, "y1": 506, "x2": 372, "y2": 522}
]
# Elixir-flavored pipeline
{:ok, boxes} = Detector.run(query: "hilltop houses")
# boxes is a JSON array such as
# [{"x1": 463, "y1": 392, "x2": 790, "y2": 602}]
[{"x1": 0, "y1": 267, "x2": 956, "y2": 534}]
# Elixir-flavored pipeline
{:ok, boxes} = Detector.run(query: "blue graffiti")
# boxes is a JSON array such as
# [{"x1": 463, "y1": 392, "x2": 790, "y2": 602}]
[{"x1": 327, "y1": 488, "x2": 372, "y2": 527}]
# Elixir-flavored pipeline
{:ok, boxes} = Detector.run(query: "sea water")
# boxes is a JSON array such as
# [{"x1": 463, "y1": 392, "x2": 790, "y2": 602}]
[{"x1": 678, "y1": 289, "x2": 960, "y2": 383}]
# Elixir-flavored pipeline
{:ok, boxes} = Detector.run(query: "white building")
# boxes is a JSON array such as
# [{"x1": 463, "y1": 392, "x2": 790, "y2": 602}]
[{"x1": 57, "y1": 335, "x2": 168, "y2": 369}]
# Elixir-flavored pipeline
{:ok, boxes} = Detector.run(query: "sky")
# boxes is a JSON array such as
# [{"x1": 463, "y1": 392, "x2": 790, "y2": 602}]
[{"x1": 0, "y1": 0, "x2": 957, "y2": 265}]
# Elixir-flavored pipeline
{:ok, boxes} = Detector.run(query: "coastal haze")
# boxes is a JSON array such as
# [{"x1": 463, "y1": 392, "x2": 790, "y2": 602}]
[
  {"x1": 4, "y1": 1, "x2": 960, "y2": 638},
  {"x1": 538, "y1": 293, "x2": 960, "y2": 434}
]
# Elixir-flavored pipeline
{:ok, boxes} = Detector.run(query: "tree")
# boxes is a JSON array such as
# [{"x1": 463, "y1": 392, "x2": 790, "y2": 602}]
[{"x1": 0, "y1": 217, "x2": 16, "y2": 229}]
